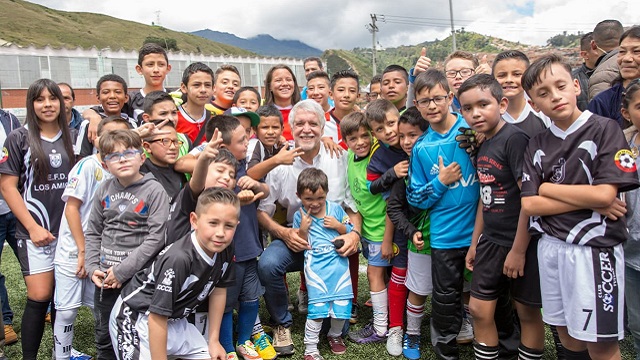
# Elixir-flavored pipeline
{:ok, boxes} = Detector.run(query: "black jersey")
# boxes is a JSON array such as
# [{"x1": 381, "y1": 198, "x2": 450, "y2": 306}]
[
  {"x1": 120, "y1": 232, "x2": 234, "y2": 319},
  {"x1": 0, "y1": 127, "x2": 73, "y2": 239},
  {"x1": 521, "y1": 112, "x2": 640, "y2": 247},
  {"x1": 476, "y1": 123, "x2": 529, "y2": 246},
  {"x1": 512, "y1": 112, "x2": 548, "y2": 139},
  {"x1": 140, "y1": 158, "x2": 185, "y2": 203},
  {"x1": 166, "y1": 183, "x2": 198, "y2": 244}
]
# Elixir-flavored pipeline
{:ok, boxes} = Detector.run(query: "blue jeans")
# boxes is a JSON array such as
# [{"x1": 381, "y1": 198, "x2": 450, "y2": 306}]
[
  {"x1": 257, "y1": 239, "x2": 304, "y2": 328},
  {"x1": 0, "y1": 212, "x2": 18, "y2": 325},
  {"x1": 626, "y1": 265, "x2": 640, "y2": 360}
]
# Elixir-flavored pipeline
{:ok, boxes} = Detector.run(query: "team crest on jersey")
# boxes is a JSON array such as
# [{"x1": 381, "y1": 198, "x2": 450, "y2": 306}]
[
  {"x1": 156, "y1": 268, "x2": 175, "y2": 292},
  {"x1": 95, "y1": 167, "x2": 103, "y2": 181},
  {"x1": 67, "y1": 177, "x2": 79, "y2": 189},
  {"x1": 341, "y1": 215, "x2": 353, "y2": 226},
  {"x1": 614, "y1": 149, "x2": 636, "y2": 173},
  {"x1": 0, "y1": 147, "x2": 8, "y2": 164},
  {"x1": 118, "y1": 204, "x2": 127, "y2": 212},
  {"x1": 198, "y1": 281, "x2": 214, "y2": 301},
  {"x1": 49, "y1": 151, "x2": 62, "y2": 168},
  {"x1": 550, "y1": 158, "x2": 566, "y2": 183}
]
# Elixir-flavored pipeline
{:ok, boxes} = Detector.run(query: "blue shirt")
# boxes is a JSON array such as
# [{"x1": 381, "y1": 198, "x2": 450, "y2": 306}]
[
  {"x1": 293, "y1": 201, "x2": 353, "y2": 304},
  {"x1": 406, "y1": 113, "x2": 479, "y2": 249},
  {"x1": 233, "y1": 159, "x2": 263, "y2": 262},
  {"x1": 588, "y1": 83, "x2": 625, "y2": 128}
]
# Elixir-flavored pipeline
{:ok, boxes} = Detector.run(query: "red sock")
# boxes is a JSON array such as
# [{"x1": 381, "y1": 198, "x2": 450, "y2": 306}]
[
  {"x1": 388, "y1": 266, "x2": 408, "y2": 328},
  {"x1": 349, "y1": 253, "x2": 359, "y2": 302},
  {"x1": 299, "y1": 271, "x2": 307, "y2": 292}
]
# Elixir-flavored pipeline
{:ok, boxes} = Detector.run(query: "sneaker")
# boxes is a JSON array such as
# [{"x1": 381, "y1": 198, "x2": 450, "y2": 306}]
[
  {"x1": 303, "y1": 353, "x2": 324, "y2": 360},
  {"x1": 4, "y1": 325, "x2": 17, "y2": 345},
  {"x1": 227, "y1": 352, "x2": 238, "y2": 360},
  {"x1": 236, "y1": 340, "x2": 263, "y2": 360},
  {"x1": 349, "y1": 303, "x2": 359, "y2": 324},
  {"x1": 348, "y1": 322, "x2": 386, "y2": 344},
  {"x1": 402, "y1": 333, "x2": 421, "y2": 360},
  {"x1": 327, "y1": 336, "x2": 347, "y2": 355},
  {"x1": 253, "y1": 333, "x2": 277, "y2": 360},
  {"x1": 456, "y1": 316, "x2": 474, "y2": 344},
  {"x1": 386, "y1": 326, "x2": 403, "y2": 356},
  {"x1": 70, "y1": 349, "x2": 93, "y2": 360},
  {"x1": 272, "y1": 325, "x2": 295, "y2": 356},
  {"x1": 297, "y1": 289, "x2": 308, "y2": 314}
]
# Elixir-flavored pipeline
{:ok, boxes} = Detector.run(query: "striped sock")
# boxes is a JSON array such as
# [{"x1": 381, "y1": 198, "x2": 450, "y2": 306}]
[
  {"x1": 518, "y1": 343, "x2": 544, "y2": 360},
  {"x1": 406, "y1": 299, "x2": 424, "y2": 336},
  {"x1": 473, "y1": 341, "x2": 499, "y2": 360}
]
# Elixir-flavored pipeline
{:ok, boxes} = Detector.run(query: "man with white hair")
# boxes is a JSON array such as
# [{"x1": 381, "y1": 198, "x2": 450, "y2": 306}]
[{"x1": 257, "y1": 100, "x2": 360, "y2": 356}]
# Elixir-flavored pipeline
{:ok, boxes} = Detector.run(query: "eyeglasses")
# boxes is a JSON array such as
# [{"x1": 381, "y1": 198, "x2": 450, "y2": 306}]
[
  {"x1": 103, "y1": 149, "x2": 141, "y2": 163},
  {"x1": 444, "y1": 68, "x2": 475, "y2": 79},
  {"x1": 415, "y1": 95, "x2": 448, "y2": 108},
  {"x1": 149, "y1": 138, "x2": 184, "y2": 148}
]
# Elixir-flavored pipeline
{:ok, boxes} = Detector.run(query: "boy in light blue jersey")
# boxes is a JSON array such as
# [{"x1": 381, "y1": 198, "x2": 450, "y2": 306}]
[{"x1": 406, "y1": 68, "x2": 479, "y2": 360}]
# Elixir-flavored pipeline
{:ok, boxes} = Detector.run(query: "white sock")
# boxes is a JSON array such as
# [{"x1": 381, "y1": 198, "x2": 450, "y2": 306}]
[
  {"x1": 252, "y1": 313, "x2": 265, "y2": 337},
  {"x1": 53, "y1": 308, "x2": 79, "y2": 360},
  {"x1": 304, "y1": 318, "x2": 323, "y2": 355},
  {"x1": 328, "y1": 318, "x2": 345, "y2": 338},
  {"x1": 371, "y1": 289, "x2": 388, "y2": 336},
  {"x1": 406, "y1": 299, "x2": 424, "y2": 336}
]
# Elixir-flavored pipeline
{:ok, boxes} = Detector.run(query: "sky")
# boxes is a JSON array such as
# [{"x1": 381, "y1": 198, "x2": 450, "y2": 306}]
[{"x1": 24, "y1": 0, "x2": 640, "y2": 51}]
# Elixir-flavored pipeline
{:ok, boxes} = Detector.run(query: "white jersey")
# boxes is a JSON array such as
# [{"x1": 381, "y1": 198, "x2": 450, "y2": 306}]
[{"x1": 55, "y1": 155, "x2": 112, "y2": 266}]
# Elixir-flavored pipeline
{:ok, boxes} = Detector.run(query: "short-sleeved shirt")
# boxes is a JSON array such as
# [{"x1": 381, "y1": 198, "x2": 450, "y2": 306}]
[
  {"x1": 140, "y1": 158, "x2": 185, "y2": 203},
  {"x1": 293, "y1": 201, "x2": 353, "y2": 304},
  {"x1": 476, "y1": 123, "x2": 529, "y2": 246},
  {"x1": 55, "y1": 155, "x2": 112, "y2": 266},
  {"x1": 0, "y1": 126, "x2": 73, "y2": 239},
  {"x1": 366, "y1": 141, "x2": 408, "y2": 198},
  {"x1": 166, "y1": 182, "x2": 198, "y2": 244},
  {"x1": 521, "y1": 111, "x2": 640, "y2": 247},
  {"x1": 502, "y1": 103, "x2": 550, "y2": 138},
  {"x1": 120, "y1": 232, "x2": 234, "y2": 319},
  {"x1": 347, "y1": 149, "x2": 386, "y2": 241},
  {"x1": 176, "y1": 106, "x2": 210, "y2": 145},
  {"x1": 233, "y1": 159, "x2": 263, "y2": 262}
]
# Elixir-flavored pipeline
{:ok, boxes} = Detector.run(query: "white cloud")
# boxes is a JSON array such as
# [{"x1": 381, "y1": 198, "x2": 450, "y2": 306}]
[{"x1": 24, "y1": 0, "x2": 640, "y2": 50}]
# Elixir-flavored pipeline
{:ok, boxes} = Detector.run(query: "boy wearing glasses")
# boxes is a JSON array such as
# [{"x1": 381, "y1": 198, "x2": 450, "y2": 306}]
[
  {"x1": 53, "y1": 116, "x2": 132, "y2": 360},
  {"x1": 141, "y1": 120, "x2": 187, "y2": 202},
  {"x1": 406, "y1": 69, "x2": 479, "y2": 360},
  {"x1": 85, "y1": 129, "x2": 170, "y2": 360}
]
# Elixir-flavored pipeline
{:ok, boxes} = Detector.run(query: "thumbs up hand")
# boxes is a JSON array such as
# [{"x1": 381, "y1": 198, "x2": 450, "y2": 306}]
[
  {"x1": 414, "y1": 47, "x2": 432, "y2": 76},
  {"x1": 475, "y1": 54, "x2": 491, "y2": 75}
]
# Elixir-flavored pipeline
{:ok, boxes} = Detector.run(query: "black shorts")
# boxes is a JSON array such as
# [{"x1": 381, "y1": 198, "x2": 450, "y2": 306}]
[{"x1": 471, "y1": 236, "x2": 541, "y2": 307}]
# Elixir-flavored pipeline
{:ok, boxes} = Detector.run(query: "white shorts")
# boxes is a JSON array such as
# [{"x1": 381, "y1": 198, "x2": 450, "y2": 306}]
[
  {"x1": 110, "y1": 296, "x2": 211, "y2": 360},
  {"x1": 538, "y1": 235, "x2": 625, "y2": 342},
  {"x1": 54, "y1": 264, "x2": 95, "y2": 310},
  {"x1": 17, "y1": 238, "x2": 56, "y2": 276},
  {"x1": 405, "y1": 251, "x2": 433, "y2": 296}
]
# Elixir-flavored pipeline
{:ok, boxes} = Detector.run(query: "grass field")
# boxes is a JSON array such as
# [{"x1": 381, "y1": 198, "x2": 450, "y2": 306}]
[{"x1": 1, "y1": 249, "x2": 638, "y2": 359}]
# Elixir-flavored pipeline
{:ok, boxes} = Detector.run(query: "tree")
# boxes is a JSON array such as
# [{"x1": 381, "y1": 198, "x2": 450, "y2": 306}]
[{"x1": 143, "y1": 36, "x2": 179, "y2": 51}]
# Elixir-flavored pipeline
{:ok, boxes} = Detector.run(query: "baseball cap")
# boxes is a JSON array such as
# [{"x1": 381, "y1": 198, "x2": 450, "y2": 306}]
[{"x1": 224, "y1": 107, "x2": 260, "y2": 127}]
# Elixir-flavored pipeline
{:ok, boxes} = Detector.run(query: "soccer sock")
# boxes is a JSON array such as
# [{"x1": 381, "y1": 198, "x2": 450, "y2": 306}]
[
  {"x1": 388, "y1": 266, "x2": 408, "y2": 329},
  {"x1": 303, "y1": 318, "x2": 323, "y2": 355},
  {"x1": 299, "y1": 271, "x2": 307, "y2": 292},
  {"x1": 328, "y1": 318, "x2": 345, "y2": 338},
  {"x1": 473, "y1": 341, "x2": 500, "y2": 360},
  {"x1": 22, "y1": 298, "x2": 49, "y2": 360},
  {"x1": 371, "y1": 288, "x2": 388, "y2": 336},
  {"x1": 406, "y1": 299, "x2": 424, "y2": 336},
  {"x1": 563, "y1": 348, "x2": 592, "y2": 360},
  {"x1": 550, "y1": 325, "x2": 567, "y2": 359},
  {"x1": 237, "y1": 300, "x2": 259, "y2": 344},
  {"x1": 220, "y1": 311, "x2": 234, "y2": 353},
  {"x1": 349, "y1": 253, "x2": 359, "y2": 302},
  {"x1": 518, "y1": 343, "x2": 544, "y2": 360},
  {"x1": 251, "y1": 313, "x2": 266, "y2": 338},
  {"x1": 53, "y1": 307, "x2": 79, "y2": 360}
]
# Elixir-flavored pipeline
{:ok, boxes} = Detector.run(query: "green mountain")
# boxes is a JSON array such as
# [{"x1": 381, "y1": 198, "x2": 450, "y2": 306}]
[{"x1": 0, "y1": 0, "x2": 254, "y2": 56}]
